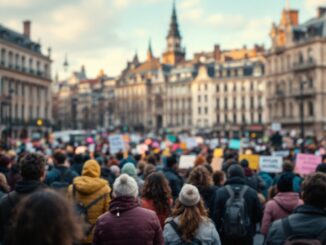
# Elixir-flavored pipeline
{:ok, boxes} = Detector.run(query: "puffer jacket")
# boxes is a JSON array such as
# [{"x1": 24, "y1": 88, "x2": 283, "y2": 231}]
[
  {"x1": 93, "y1": 196, "x2": 164, "y2": 245},
  {"x1": 261, "y1": 192, "x2": 303, "y2": 235},
  {"x1": 163, "y1": 216, "x2": 221, "y2": 245},
  {"x1": 68, "y1": 160, "x2": 111, "y2": 244}
]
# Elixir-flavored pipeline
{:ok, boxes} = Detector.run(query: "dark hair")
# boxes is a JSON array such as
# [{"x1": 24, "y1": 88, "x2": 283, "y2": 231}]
[
  {"x1": 73, "y1": 154, "x2": 84, "y2": 165},
  {"x1": 213, "y1": 171, "x2": 225, "y2": 186},
  {"x1": 227, "y1": 164, "x2": 244, "y2": 178},
  {"x1": 143, "y1": 164, "x2": 156, "y2": 179},
  {"x1": 142, "y1": 172, "x2": 172, "y2": 213},
  {"x1": 277, "y1": 173, "x2": 294, "y2": 192},
  {"x1": 302, "y1": 173, "x2": 326, "y2": 209},
  {"x1": 53, "y1": 151, "x2": 66, "y2": 165},
  {"x1": 8, "y1": 190, "x2": 83, "y2": 245},
  {"x1": 147, "y1": 155, "x2": 157, "y2": 166},
  {"x1": 166, "y1": 156, "x2": 177, "y2": 168},
  {"x1": 20, "y1": 153, "x2": 46, "y2": 181},
  {"x1": 316, "y1": 163, "x2": 326, "y2": 174},
  {"x1": 0, "y1": 153, "x2": 11, "y2": 168},
  {"x1": 282, "y1": 160, "x2": 294, "y2": 172},
  {"x1": 188, "y1": 166, "x2": 213, "y2": 188}
]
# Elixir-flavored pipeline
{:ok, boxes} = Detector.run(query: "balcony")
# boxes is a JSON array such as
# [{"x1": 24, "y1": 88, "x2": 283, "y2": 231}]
[
  {"x1": 292, "y1": 87, "x2": 316, "y2": 99},
  {"x1": 292, "y1": 59, "x2": 316, "y2": 72}
]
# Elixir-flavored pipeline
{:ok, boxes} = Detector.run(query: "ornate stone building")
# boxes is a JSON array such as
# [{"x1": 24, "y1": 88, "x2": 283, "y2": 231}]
[
  {"x1": 0, "y1": 21, "x2": 52, "y2": 139},
  {"x1": 266, "y1": 7, "x2": 326, "y2": 139}
]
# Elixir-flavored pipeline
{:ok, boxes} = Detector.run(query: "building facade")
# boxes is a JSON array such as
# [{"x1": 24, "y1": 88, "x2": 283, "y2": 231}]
[
  {"x1": 266, "y1": 7, "x2": 326, "y2": 139},
  {"x1": 0, "y1": 21, "x2": 52, "y2": 139}
]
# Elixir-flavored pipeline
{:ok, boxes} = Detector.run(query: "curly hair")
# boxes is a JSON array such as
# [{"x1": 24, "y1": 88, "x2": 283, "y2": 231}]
[
  {"x1": 8, "y1": 189, "x2": 83, "y2": 245},
  {"x1": 141, "y1": 172, "x2": 172, "y2": 213},
  {"x1": 187, "y1": 165, "x2": 213, "y2": 188},
  {"x1": 302, "y1": 172, "x2": 326, "y2": 208},
  {"x1": 20, "y1": 153, "x2": 46, "y2": 180},
  {"x1": 171, "y1": 199, "x2": 208, "y2": 242}
]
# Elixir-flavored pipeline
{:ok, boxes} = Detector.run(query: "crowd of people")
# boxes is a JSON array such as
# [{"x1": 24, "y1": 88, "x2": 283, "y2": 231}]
[{"x1": 0, "y1": 134, "x2": 326, "y2": 245}]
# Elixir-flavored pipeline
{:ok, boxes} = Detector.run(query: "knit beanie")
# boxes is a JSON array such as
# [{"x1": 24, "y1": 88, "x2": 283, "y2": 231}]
[
  {"x1": 121, "y1": 163, "x2": 137, "y2": 178},
  {"x1": 113, "y1": 174, "x2": 138, "y2": 198},
  {"x1": 110, "y1": 165, "x2": 120, "y2": 176},
  {"x1": 316, "y1": 163, "x2": 326, "y2": 174},
  {"x1": 277, "y1": 173, "x2": 294, "y2": 192},
  {"x1": 179, "y1": 184, "x2": 201, "y2": 207},
  {"x1": 227, "y1": 164, "x2": 245, "y2": 178}
]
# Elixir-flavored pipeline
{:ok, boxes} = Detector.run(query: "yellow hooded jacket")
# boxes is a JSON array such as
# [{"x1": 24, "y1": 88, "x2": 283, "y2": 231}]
[{"x1": 68, "y1": 159, "x2": 111, "y2": 244}]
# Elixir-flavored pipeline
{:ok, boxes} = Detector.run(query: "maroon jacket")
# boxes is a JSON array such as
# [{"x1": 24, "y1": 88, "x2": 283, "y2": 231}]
[{"x1": 93, "y1": 196, "x2": 164, "y2": 245}]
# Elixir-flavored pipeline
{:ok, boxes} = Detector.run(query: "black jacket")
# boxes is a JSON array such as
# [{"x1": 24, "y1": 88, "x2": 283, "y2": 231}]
[
  {"x1": 265, "y1": 205, "x2": 326, "y2": 245},
  {"x1": 213, "y1": 176, "x2": 263, "y2": 240},
  {"x1": 198, "y1": 185, "x2": 219, "y2": 220},
  {"x1": 162, "y1": 168, "x2": 184, "y2": 200},
  {"x1": 0, "y1": 180, "x2": 45, "y2": 244}
]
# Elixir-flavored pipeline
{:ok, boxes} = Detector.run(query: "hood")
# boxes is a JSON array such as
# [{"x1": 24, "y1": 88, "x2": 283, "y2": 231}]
[
  {"x1": 274, "y1": 192, "x2": 301, "y2": 211},
  {"x1": 82, "y1": 160, "x2": 101, "y2": 178},
  {"x1": 15, "y1": 180, "x2": 44, "y2": 194},
  {"x1": 73, "y1": 176, "x2": 108, "y2": 195},
  {"x1": 109, "y1": 196, "x2": 139, "y2": 215}
]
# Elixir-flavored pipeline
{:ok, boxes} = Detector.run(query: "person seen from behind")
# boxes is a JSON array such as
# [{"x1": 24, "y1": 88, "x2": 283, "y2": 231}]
[{"x1": 163, "y1": 156, "x2": 184, "y2": 200}]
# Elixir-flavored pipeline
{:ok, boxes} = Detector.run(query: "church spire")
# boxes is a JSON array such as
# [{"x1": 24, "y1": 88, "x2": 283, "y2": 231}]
[
  {"x1": 167, "y1": 0, "x2": 181, "y2": 39},
  {"x1": 147, "y1": 39, "x2": 154, "y2": 61},
  {"x1": 132, "y1": 50, "x2": 139, "y2": 64}
]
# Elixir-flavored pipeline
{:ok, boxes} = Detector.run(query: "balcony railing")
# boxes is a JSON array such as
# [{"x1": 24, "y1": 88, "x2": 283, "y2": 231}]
[{"x1": 292, "y1": 59, "x2": 316, "y2": 72}]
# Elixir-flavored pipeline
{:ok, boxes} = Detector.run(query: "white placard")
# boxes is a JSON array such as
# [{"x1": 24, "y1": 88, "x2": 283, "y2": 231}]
[
  {"x1": 259, "y1": 156, "x2": 283, "y2": 173},
  {"x1": 136, "y1": 144, "x2": 149, "y2": 155},
  {"x1": 184, "y1": 138, "x2": 198, "y2": 149},
  {"x1": 179, "y1": 155, "x2": 196, "y2": 169},
  {"x1": 272, "y1": 123, "x2": 282, "y2": 132},
  {"x1": 272, "y1": 151, "x2": 290, "y2": 158},
  {"x1": 109, "y1": 135, "x2": 125, "y2": 154}
]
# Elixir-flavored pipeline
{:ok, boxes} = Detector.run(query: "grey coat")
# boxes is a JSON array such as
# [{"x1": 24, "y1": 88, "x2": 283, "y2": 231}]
[
  {"x1": 265, "y1": 205, "x2": 326, "y2": 245},
  {"x1": 163, "y1": 216, "x2": 221, "y2": 245}
]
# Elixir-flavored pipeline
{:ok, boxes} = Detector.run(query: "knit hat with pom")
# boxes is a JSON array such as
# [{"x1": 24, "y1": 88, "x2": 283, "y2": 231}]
[
  {"x1": 113, "y1": 174, "x2": 138, "y2": 198},
  {"x1": 179, "y1": 184, "x2": 201, "y2": 207}
]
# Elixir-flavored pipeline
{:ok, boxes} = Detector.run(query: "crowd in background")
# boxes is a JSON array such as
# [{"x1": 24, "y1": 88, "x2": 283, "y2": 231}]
[{"x1": 0, "y1": 132, "x2": 326, "y2": 245}]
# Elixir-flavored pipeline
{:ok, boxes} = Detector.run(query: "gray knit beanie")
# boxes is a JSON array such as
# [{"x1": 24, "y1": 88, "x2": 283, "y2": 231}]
[
  {"x1": 113, "y1": 174, "x2": 138, "y2": 198},
  {"x1": 179, "y1": 184, "x2": 201, "y2": 207}
]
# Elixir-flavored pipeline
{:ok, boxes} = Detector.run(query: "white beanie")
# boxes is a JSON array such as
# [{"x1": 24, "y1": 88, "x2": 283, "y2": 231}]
[
  {"x1": 113, "y1": 174, "x2": 139, "y2": 198},
  {"x1": 179, "y1": 184, "x2": 201, "y2": 207}
]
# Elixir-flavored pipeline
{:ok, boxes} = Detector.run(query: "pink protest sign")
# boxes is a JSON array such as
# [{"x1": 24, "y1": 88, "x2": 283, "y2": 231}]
[{"x1": 295, "y1": 154, "x2": 322, "y2": 175}]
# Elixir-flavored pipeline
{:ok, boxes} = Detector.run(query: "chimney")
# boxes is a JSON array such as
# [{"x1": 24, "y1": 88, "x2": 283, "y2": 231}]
[
  {"x1": 318, "y1": 7, "x2": 326, "y2": 18},
  {"x1": 23, "y1": 20, "x2": 31, "y2": 38}
]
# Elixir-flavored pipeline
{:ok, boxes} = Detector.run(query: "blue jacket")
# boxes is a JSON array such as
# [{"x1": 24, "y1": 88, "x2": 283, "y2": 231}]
[{"x1": 45, "y1": 166, "x2": 78, "y2": 186}]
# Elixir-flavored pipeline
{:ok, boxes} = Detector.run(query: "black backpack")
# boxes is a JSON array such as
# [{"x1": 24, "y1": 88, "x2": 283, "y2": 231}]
[
  {"x1": 50, "y1": 169, "x2": 71, "y2": 190},
  {"x1": 282, "y1": 218, "x2": 326, "y2": 245},
  {"x1": 168, "y1": 220, "x2": 202, "y2": 245},
  {"x1": 221, "y1": 185, "x2": 251, "y2": 239},
  {"x1": 72, "y1": 185, "x2": 107, "y2": 236}
]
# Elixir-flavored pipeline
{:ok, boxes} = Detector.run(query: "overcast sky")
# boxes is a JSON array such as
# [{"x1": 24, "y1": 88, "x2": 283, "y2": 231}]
[{"x1": 0, "y1": 0, "x2": 325, "y2": 79}]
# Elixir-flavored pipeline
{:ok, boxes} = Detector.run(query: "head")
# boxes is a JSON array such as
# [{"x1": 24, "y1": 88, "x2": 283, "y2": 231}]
[
  {"x1": 81, "y1": 159, "x2": 101, "y2": 178},
  {"x1": 213, "y1": 170, "x2": 226, "y2": 186},
  {"x1": 194, "y1": 155, "x2": 206, "y2": 167},
  {"x1": 9, "y1": 190, "x2": 82, "y2": 245},
  {"x1": 52, "y1": 151, "x2": 66, "y2": 166},
  {"x1": 142, "y1": 172, "x2": 172, "y2": 213},
  {"x1": 147, "y1": 155, "x2": 157, "y2": 166},
  {"x1": 166, "y1": 155, "x2": 178, "y2": 170},
  {"x1": 282, "y1": 160, "x2": 294, "y2": 172},
  {"x1": 302, "y1": 173, "x2": 326, "y2": 209},
  {"x1": 121, "y1": 163, "x2": 137, "y2": 178},
  {"x1": 316, "y1": 163, "x2": 326, "y2": 174},
  {"x1": 113, "y1": 174, "x2": 138, "y2": 198},
  {"x1": 240, "y1": 159, "x2": 249, "y2": 168},
  {"x1": 172, "y1": 184, "x2": 208, "y2": 242},
  {"x1": 137, "y1": 160, "x2": 147, "y2": 174},
  {"x1": 0, "y1": 153, "x2": 11, "y2": 169},
  {"x1": 143, "y1": 164, "x2": 156, "y2": 179},
  {"x1": 110, "y1": 165, "x2": 120, "y2": 177},
  {"x1": 187, "y1": 166, "x2": 213, "y2": 188},
  {"x1": 227, "y1": 164, "x2": 244, "y2": 179},
  {"x1": 277, "y1": 173, "x2": 294, "y2": 192},
  {"x1": 73, "y1": 154, "x2": 84, "y2": 165},
  {"x1": 20, "y1": 153, "x2": 46, "y2": 181}
]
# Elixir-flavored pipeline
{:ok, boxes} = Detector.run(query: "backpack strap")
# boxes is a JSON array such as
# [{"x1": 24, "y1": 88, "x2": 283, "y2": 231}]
[
  {"x1": 281, "y1": 217, "x2": 293, "y2": 238},
  {"x1": 239, "y1": 186, "x2": 249, "y2": 199},
  {"x1": 225, "y1": 185, "x2": 235, "y2": 199},
  {"x1": 84, "y1": 193, "x2": 108, "y2": 211},
  {"x1": 168, "y1": 220, "x2": 202, "y2": 244}
]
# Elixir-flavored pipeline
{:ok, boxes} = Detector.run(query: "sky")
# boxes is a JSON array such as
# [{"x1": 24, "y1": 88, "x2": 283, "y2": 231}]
[{"x1": 0, "y1": 0, "x2": 326, "y2": 79}]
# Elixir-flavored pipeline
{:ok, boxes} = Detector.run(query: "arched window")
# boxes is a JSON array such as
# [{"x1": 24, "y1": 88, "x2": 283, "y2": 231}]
[
  {"x1": 299, "y1": 52, "x2": 304, "y2": 64},
  {"x1": 308, "y1": 101, "x2": 314, "y2": 116}
]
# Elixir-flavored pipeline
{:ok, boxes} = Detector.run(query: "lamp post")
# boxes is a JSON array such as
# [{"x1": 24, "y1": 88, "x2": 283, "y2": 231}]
[{"x1": 299, "y1": 80, "x2": 307, "y2": 153}]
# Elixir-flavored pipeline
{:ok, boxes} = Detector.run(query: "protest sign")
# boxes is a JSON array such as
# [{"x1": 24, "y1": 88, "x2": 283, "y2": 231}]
[
  {"x1": 239, "y1": 154, "x2": 260, "y2": 170},
  {"x1": 272, "y1": 150, "x2": 290, "y2": 158},
  {"x1": 109, "y1": 134, "x2": 125, "y2": 154},
  {"x1": 211, "y1": 158, "x2": 223, "y2": 171},
  {"x1": 214, "y1": 148, "x2": 223, "y2": 158},
  {"x1": 229, "y1": 139, "x2": 241, "y2": 150},
  {"x1": 295, "y1": 154, "x2": 322, "y2": 175},
  {"x1": 259, "y1": 156, "x2": 283, "y2": 173},
  {"x1": 167, "y1": 134, "x2": 177, "y2": 143},
  {"x1": 185, "y1": 137, "x2": 198, "y2": 149},
  {"x1": 209, "y1": 139, "x2": 219, "y2": 149},
  {"x1": 136, "y1": 144, "x2": 149, "y2": 155},
  {"x1": 179, "y1": 155, "x2": 196, "y2": 169}
]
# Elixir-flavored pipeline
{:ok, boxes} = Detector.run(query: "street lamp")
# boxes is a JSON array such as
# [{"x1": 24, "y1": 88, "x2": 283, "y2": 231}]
[{"x1": 299, "y1": 80, "x2": 308, "y2": 153}]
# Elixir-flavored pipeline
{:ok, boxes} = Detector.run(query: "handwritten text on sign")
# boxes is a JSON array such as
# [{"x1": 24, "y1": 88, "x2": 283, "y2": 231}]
[
  {"x1": 259, "y1": 156, "x2": 283, "y2": 173},
  {"x1": 295, "y1": 154, "x2": 322, "y2": 175}
]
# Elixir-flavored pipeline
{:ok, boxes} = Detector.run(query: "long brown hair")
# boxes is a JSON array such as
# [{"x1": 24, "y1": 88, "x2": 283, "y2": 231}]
[
  {"x1": 8, "y1": 189, "x2": 83, "y2": 245},
  {"x1": 141, "y1": 172, "x2": 172, "y2": 213},
  {"x1": 171, "y1": 199, "x2": 208, "y2": 242},
  {"x1": 187, "y1": 165, "x2": 213, "y2": 188}
]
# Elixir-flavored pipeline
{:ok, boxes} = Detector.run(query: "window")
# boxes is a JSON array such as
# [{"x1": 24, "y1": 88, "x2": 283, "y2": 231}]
[
  {"x1": 217, "y1": 114, "x2": 220, "y2": 124},
  {"x1": 289, "y1": 102, "x2": 293, "y2": 117},
  {"x1": 233, "y1": 83, "x2": 237, "y2": 92},
  {"x1": 233, "y1": 98, "x2": 237, "y2": 109},
  {"x1": 251, "y1": 113, "x2": 254, "y2": 123},
  {"x1": 204, "y1": 95, "x2": 208, "y2": 102},
  {"x1": 242, "y1": 97, "x2": 245, "y2": 109},
  {"x1": 250, "y1": 97, "x2": 254, "y2": 109},
  {"x1": 242, "y1": 114, "x2": 246, "y2": 123},
  {"x1": 224, "y1": 98, "x2": 228, "y2": 109},
  {"x1": 258, "y1": 113, "x2": 262, "y2": 123},
  {"x1": 198, "y1": 95, "x2": 201, "y2": 102},
  {"x1": 198, "y1": 84, "x2": 201, "y2": 91},
  {"x1": 282, "y1": 102, "x2": 286, "y2": 117},
  {"x1": 250, "y1": 81, "x2": 254, "y2": 91},
  {"x1": 216, "y1": 99, "x2": 220, "y2": 110},
  {"x1": 216, "y1": 84, "x2": 220, "y2": 92},
  {"x1": 204, "y1": 107, "x2": 208, "y2": 114},
  {"x1": 225, "y1": 113, "x2": 228, "y2": 123},
  {"x1": 204, "y1": 84, "x2": 208, "y2": 90},
  {"x1": 198, "y1": 107, "x2": 201, "y2": 115},
  {"x1": 233, "y1": 114, "x2": 237, "y2": 124},
  {"x1": 224, "y1": 83, "x2": 228, "y2": 92},
  {"x1": 308, "y1": 101, "x2": 314, "y2": 116}
]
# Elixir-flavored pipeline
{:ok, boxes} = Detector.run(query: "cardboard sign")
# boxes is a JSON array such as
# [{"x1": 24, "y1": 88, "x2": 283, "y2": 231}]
[
  {"x1": 272, "y1": 151, "x2": 290, "y2": 158},
  {"x1": 239, "y1": 154, "x2": 260, "y2": 170},
  {"x1": 211, "y1": 158, "x2": 223, "y2": 171},
  {"x1": 214, "y1": 148, "x2": 223, "y2": 158},
  {"x1": 229, "y1": 139, "x2": 241, "y2": 150},
  {"x1": 179, "y1": 155, "x2": 196, "y2": 169},
  {"x1": 185, "y1": 138, "x2": 198, "y2": 149},
  {"x1": 109, "y1": 135, "x2": 125, "y2": 154},
  {"x1": 136, "y1": 144, "x2": 149, "y2": 155},
  {"x1": 259, "y1": 156, "x2": 283, "y2": 173},
  {"x1": 295, "y1": 154, "x2": 322, "y2": 175}
]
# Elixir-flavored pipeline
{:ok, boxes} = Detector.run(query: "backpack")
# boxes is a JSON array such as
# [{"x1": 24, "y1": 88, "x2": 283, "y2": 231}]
[
  {"x1": 282, "y1": 218, "x2": 326, "y2": 245},
  {"x1": 50, "y1": 169, "x2": 71, "y2": 190},
  {"x1": 221, "y1": 185, "x2": 251, "y2": 239},
  {"x1": 72, "y1": 185, "x2": 107, "y2": 236},
  {"x1": 168, "y1": 220, "x2": 202, "y2": 245}
]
